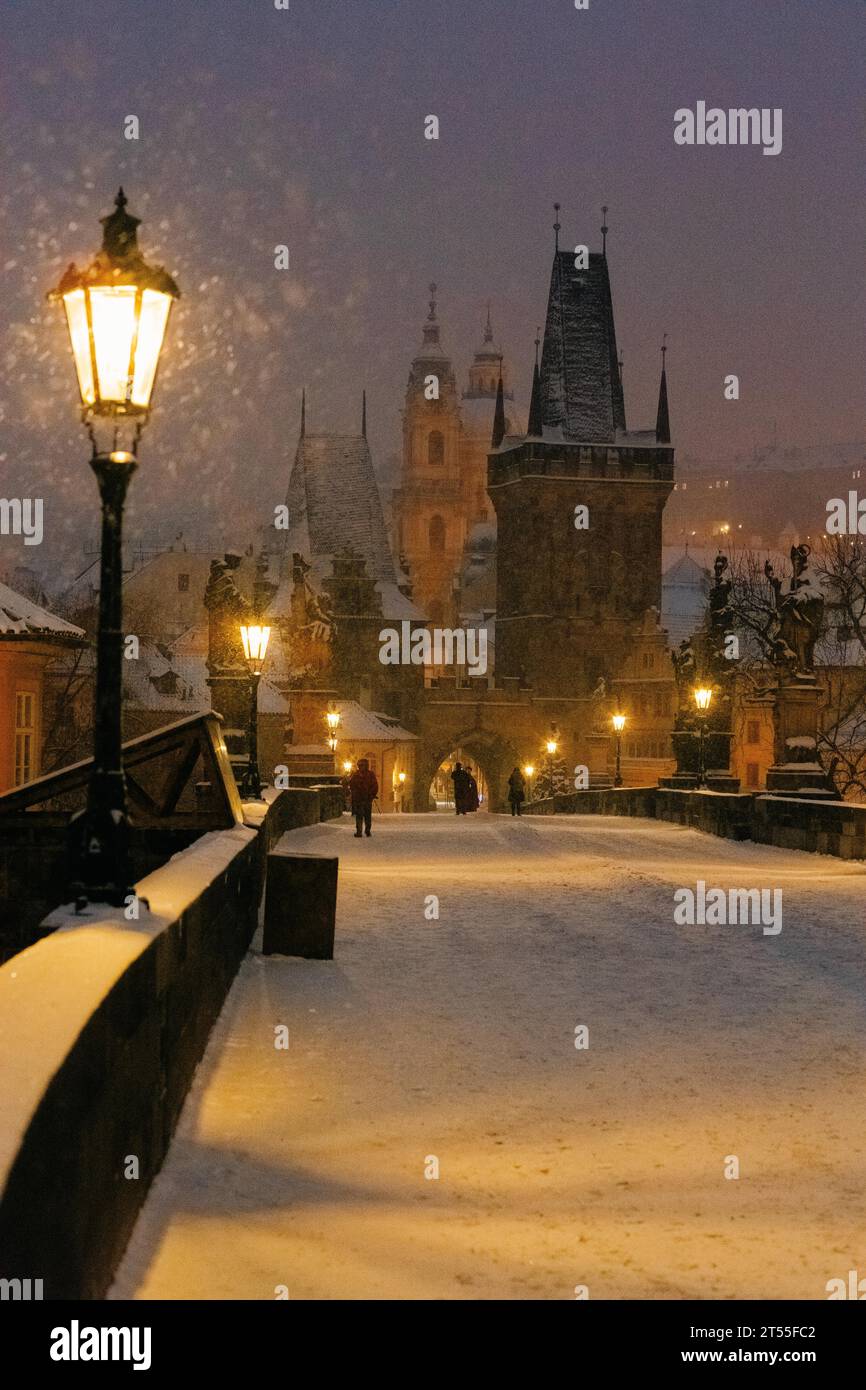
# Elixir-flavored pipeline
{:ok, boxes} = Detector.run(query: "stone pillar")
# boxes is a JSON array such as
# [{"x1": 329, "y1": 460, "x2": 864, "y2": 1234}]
[
  {"x1": 765, "y1": 679, "x2": 833, "y2": 797},
  {"x1": 585, "y1": 732, "x2": 612, "y2": 786}
]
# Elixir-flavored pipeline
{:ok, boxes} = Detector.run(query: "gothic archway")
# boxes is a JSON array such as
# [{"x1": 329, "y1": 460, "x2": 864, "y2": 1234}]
[{"x1": 415, "y1": 728, "x2": 522, "y2": 813}]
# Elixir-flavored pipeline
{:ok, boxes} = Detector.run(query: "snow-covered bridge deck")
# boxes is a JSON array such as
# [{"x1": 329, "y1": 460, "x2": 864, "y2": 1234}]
[{"x1": 112, "y1": 813, "x2": 866, "y2": 1300}]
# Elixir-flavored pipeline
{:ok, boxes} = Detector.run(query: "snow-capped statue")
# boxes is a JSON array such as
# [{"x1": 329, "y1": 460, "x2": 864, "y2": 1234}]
[{"x1": 764, "y1": 544, "x2": 824, "y2": 676}]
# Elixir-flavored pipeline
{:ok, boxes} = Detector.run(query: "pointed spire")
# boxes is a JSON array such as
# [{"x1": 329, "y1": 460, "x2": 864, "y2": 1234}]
[
  {"x1": 601, "y1": 204, "x2": 609, "y2": 258},
  {"x1": 655, "y1": 334, "x2": 670, "y2": 444},
  {"x1": 361, "y1": 389, "x2": 367, "y2": 439},
  {"x1": 528, "y1": 328, "x2": 543, "y2": 437},
  {"x1": 427, "y1": 281, "x2": 437, "y2": 322},
  {"x1": 484, "y1": 300, "x2": 493, "y2": 344},
  {"x1": 300, "y1": 387, "x2": 306, "y2": 438},
  {"x1": 491, "y1": 357, "x2": 506, "y2": 448},
  {"x1": 553, "y1": 202, "x2": 561, "y2": 254}
]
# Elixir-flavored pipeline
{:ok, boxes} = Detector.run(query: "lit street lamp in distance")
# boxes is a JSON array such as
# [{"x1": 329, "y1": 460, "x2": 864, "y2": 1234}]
[
  {"x1": 693, "y1": 685, "x2": 714, "y2": 790},
  {"x1": 523, "y1": 763, "x2": 535, "y2": 802},
  {"x1": 611, "y1": 712, "x2": 627, "y2": 787},
  {"x1": 325, "y1": 704, "x2": 341, "y2": 763},
  {"x1": 239, "y1": 623, "x2": 271, "y2": 800},
  {"x1": 545, "y1": 731, "x2": 558, "y2": 799},
  {"x1": 49, "y1": 187, "x2": 179, "y2": 906}
]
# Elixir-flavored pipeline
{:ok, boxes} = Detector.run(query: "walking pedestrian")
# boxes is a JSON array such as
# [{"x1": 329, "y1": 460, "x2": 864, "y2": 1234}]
[
  {"x1": 451, "y1": 760, "x2": 469, "y2": 815},
  {"x1": 348, "y1": 757, "x2": 378, "y2": 837},
  {"x1": 507, "y1": 766, "x2": 526, "y2": 816},
  {"x1": 465, "y1": 767, "x2": 480, "y2": 813}
]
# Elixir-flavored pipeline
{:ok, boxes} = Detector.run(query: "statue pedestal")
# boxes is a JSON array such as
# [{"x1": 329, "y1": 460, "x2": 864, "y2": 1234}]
[
  {"x1": 585, "y1": 732, "x2": 613, "y2": 786},
  {"x1": 207, "y1": 670, "x2": 251, "y2": 780},
  {"x1": 765, "y1": 679, "x2": 833, "y2": 798}
]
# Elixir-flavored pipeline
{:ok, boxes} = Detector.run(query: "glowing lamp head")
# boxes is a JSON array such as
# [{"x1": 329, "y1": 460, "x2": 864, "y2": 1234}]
[
  {"x1": 694, "y1": 685, "x2": 714, "y2": 712},
  {"x1": 546, "y1": 739, "x2": 558, "y2": 755},
  {"x1": 325, "y1": 705, "x2": 341, "y2": 732},
  {"x1": 49, "y1": 188, "x2": 179, "y2": 418},
  {"x1": 524, "y1": 764, "x2": 534, "y2": 778},
  {"x1": 240, "y1": 623, "x2": 271, "y2": 674},
  {"x1": 342, "y1": 760, "x2": 352, "y2": 773},
  {"x1": 398, "y1": 771, "x2": 406, "y2": 784},
  {"x1": 327, "y1": 735, "x2": 338, "y2": 753},
  {"x1": 612, "y1": 713, "x2": 626, "y2": 733}
]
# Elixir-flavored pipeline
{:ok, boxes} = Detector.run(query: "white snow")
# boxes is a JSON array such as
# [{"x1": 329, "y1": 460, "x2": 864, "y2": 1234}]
[
  {"x1": 110, "y1": 813, "x2": 866, "y2": 1301},
  {"x1": 0, "y1": 824, "x2": 255, "y2": 1192}
]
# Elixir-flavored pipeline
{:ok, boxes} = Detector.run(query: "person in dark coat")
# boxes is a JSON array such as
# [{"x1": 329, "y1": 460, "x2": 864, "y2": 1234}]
[
  {"x1": 464, "y1": 768, "x2": 480, "y2": 813},
  {"x1": 348, "y1": 758, "x2": 378, "y2": 837},
  {"x1": 507, "y1": 766, "x2": 526, "y2": 816},
  {"x1": 451, "y1": 760, "x2": 469, "y2": 815}
]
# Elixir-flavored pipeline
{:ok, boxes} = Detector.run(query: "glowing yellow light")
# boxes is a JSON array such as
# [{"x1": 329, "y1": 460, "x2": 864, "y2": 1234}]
[
  {"x1": 694, "y1": 686, "x2": 713, "y2": 712},
  {"x1": 130, "y1": 288, "x2": 173, "y2": 407},
  {"x1": 546, "y1": 740, "x2": 558, "y2": 755},
  {"x1": 524, "y1": 764, "x2": 534, "y2": 778},
  {"x1": 325, "y1": 706, "x2": 341, "y2": 731},
  {"x1": 240, "y1": 624, "x2": 271, "y2": 672},
  {"x1": 612, "y1": 713, "x2": 626, "y2": 732},
  {"x1": 88, "y1": 285, "x2": 138, "y2": 403},
  {"x1": 342, "y1": 760, "x2": 352, "y2": 773},
  {"x1": 61, "y1": 289, "x2": 95, "y2": 405},
  {"x1": 398, "y1": 771, "x2": 406, "y2": 783}
]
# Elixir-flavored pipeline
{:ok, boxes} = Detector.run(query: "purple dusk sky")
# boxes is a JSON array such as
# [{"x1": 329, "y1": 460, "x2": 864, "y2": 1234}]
[{"x1": 1, "y1": 0, "x2": 863, "y2": 576}]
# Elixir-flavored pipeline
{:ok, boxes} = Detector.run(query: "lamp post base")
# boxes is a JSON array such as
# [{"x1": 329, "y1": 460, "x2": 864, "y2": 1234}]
[{"x1": 67, "y1": 785, "x2": 135, "y2": 909}]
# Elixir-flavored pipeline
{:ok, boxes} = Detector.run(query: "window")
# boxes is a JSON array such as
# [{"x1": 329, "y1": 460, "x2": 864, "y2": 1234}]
[
  {"x1": 428, "y1": 430, "x2": 444, "y2": 467},
  {"x1": 747, "y1": 720, "x2": 760, "y2": 745},
  {"x1": 14, "y1": 691, "x2": 35, "y2": 787},
  {"x1": 178, "y1": 572, "x2": 190, "y2": 592},
  {"x1": 746, "y1": 762, "x2": 760, "y2": 788},
  {"x1": 429, "y1": 514, "x2": 446, "y2": 552}
]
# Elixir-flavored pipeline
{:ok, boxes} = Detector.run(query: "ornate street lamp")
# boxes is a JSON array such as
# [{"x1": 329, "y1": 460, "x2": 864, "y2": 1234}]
[
  {"x1": 524, "y1": 763, "x2": 534, "y2": 802},
  {"x1": 239, "y1": 623, "x2": 271, "y2": 799},
  {"x1": 342, "y1": 759, "x2": 353, "y2": 775},
  {"x1": 693, "y1": 685, "x2": 714, "y2": 789},
  {"x1": 611, "y1": 712, "x2": 627, "y2": 787},
  {"x1": 545, "y1": 734, "x2": 558, "y2": 799},
  {"x1": 49, "y1": 188, "x2": 179, "y2": 905}
]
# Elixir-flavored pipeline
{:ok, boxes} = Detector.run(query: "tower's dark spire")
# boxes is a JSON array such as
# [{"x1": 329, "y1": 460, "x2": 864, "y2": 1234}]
[
  {"x1": 553, "y1": 202, "x2": 561, "y2": 254},
  {"x1": 528, "y1": 328, "x2": 543, "y2": 437},
  {"x1": 300, "y1": 387, "x2": 306, "y2": 438},
  {"x1": 484, "y1": 300, "x2": 493, "y2": 344},
  {"x1": 361, "y1": 389, "x2": 367, "y2": 439},
  {"x1": 491, "y1": 357, "x2": 506, "y2": 448},
  {"x1": 601, "y1": 205, "x2": 609, "y2": 258},
  {"x1": 655, "y1": 334, "x2": 671, "y2": 444}
]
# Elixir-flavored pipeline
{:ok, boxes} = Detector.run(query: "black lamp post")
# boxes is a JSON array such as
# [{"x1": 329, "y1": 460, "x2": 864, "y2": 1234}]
[
  {"x1": 694, "y1": 685, "x2": 713, "y2": 789},
  {"x1": 239, "y1": 624, "x2": 271, "y2": 800},
  {"x1": 545, "y1": 734, "x2": 558, "y2": 799},
  {"x1": 612, "y1": 713, "x2": 626, "y2": 787},
  {"x1": 49, "y1": 189, "x2": 179, "y2": 905}
]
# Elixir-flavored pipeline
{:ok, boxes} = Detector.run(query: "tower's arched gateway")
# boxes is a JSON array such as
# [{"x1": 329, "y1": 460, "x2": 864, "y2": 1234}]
[{"x1": 413, "y1": 678, "x2": 582, "y2": 813}]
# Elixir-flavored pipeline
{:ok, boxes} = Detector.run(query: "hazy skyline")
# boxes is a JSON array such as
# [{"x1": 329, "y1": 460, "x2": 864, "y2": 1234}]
[{"x1": 1, "y1": 0, "x2": 863, "y2": 578}]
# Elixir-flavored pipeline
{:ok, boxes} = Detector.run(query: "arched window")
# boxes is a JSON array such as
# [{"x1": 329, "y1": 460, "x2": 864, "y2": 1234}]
[
  {"x1": 429, "y1": 514, "x2": 446, "y2": 552},
  {"x1": 428, "y1": 430, "x2": 445, "y2": 467}
]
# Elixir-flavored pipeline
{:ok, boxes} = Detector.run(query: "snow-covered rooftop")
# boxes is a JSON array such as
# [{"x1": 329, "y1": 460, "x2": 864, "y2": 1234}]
[{"x1": 0, "y1": 582, "x2": 84, "y2": 640}]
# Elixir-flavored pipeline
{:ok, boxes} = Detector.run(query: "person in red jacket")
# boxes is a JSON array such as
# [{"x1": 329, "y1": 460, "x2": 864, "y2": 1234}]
[{"x1": 348, "y1": 758, "x2": 378, "y2": 838}]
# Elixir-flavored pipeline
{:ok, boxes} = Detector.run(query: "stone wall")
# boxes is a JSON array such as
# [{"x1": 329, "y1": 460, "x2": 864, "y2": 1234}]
[
  {"x1": 525, "y1": 787, "x2": 866, "y2": 860},
  {"x1": 0, "y1": 784, "x2": 343, "y2": 1299}
]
